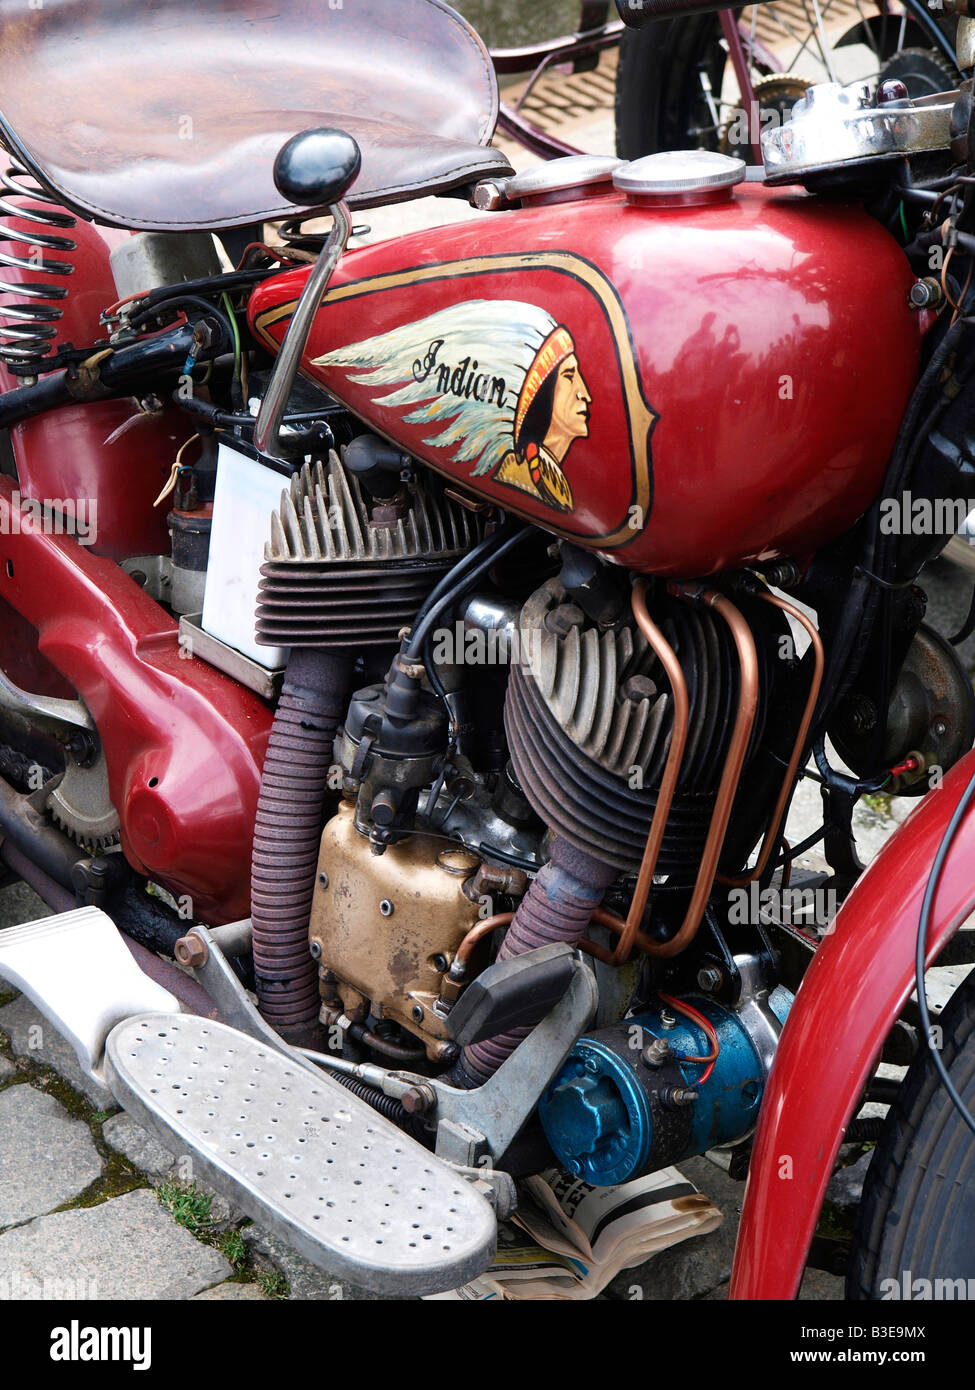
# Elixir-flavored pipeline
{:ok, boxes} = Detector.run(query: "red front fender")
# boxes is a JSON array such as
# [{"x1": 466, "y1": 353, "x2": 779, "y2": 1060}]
[{"x1": 729, "y1": 751, "x2": 975, "y2": 1299}]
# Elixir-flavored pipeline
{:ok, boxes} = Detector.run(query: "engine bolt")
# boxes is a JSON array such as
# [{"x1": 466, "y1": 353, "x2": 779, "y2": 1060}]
[
  {"x1": 380, "y1": 899, "x2": 394, "y2": 917},
  {"x1": 309, "y1": 941, "x2": 322, "y2": 960},
  {"x1": 621, "y1": 674, "x2": 657, "y2": 705},
  {"x1": 876, "y1": 78, "x2": 909, "y2": 106},
  {"x1": 411, "y1": 1004, "x2": 424, "y2": 1023},
  {"x1": 174, "y1": 935, "x2": 207, "y2": 969},
  {"x1": 318, "y1": 872, "x2": 329, "y2": 889},
  {"x1": 641, "y1": 1038, "x2": 672, "y2": 1068},
  {"x1": 659, "y1": 1008, "x2": 677, "y2": 1030},
  {"x1": 432, "y1": 954, "x2": 449, "y2": 973},
  {"x1": 697, "y1": 965, "x2": 723, "y2": 993},
  {"x1": 400, "y1": 1084, "x2": 436, "y2": 1115},
  {"x1": 909, "y1": 277, "x2": 944, "y2": 310},
  {"x1": 662, "y1": 1086, "x2": 699, "y2": 1108},
  {"x1": 544, "y1": 602, "x2": 586, "y2": 637}
]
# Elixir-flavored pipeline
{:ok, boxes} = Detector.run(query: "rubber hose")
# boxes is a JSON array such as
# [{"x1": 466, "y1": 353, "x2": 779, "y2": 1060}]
[
  {"x1": 251, "y1": 649, "x2": 351, "y2": 1044},
  {"x1": 453, "y1": 837, "x2": 616, "y2": 1087}
]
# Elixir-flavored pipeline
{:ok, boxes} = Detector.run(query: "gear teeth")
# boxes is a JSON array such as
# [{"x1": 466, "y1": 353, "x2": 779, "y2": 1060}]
[{"x1": 48, "y1": 803, "x2": 121, "y2": 851}]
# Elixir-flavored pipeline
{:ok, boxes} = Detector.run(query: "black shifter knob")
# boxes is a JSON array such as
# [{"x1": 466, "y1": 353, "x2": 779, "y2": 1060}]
[{"x1": 273, "y1": 127, "x2": 361, "y2": 209}]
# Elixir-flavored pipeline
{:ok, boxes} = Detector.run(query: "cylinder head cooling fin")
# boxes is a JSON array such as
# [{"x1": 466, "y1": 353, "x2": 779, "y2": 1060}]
[
  {"x1": 255, "y1": 452, "x2": 483, "y2": 649},
  {"x1": 504, "y1": 579, "x2": 771, "y2": 876}
]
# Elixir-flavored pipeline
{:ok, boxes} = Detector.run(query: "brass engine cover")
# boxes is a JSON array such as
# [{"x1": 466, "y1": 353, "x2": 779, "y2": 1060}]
[{"x1": 311, "y1": 801, "x2": 484, "y2": 1059}]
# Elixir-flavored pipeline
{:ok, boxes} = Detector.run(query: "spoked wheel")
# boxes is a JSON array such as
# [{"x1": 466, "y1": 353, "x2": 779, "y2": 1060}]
[
  {"x1": 615, "y1": 0, "x2": 960, "y2": 162},
  {"x1": 848, "y1": 965, "x2": 975, "y2": 1299}
]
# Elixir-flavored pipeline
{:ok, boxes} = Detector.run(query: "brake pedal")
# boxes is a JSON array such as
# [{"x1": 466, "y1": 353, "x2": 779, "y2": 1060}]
[{"x1": 105, "y1": 1012, "x2": 497, "y2": 1296}]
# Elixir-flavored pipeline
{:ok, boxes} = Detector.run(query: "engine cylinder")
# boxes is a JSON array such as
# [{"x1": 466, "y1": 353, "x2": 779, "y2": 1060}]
[
  {"x1": 504, "y1": 578, "x2": 772, "y2": 876},
  {"x1": 255, "y1": 452, "x2": 482, "y2": 649}
]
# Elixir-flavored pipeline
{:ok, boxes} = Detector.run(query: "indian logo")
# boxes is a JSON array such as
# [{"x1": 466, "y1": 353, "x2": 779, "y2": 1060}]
[{"x1": 312, "y1": 300, "x2": 592, "y2": 514}]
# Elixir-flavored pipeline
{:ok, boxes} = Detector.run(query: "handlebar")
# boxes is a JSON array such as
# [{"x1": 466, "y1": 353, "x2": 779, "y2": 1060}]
[{"x1": 615, "y1": 0, "x2": 769, "y2": 25}]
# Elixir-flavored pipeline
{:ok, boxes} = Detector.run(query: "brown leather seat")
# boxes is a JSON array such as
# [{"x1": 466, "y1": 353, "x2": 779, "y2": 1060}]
[{"x1": 0, "y1": 0, "x2": 513, "y2": 230}]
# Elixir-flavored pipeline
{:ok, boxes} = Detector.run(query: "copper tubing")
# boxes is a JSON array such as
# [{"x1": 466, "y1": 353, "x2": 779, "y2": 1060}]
[
  {"x1": 720, "y1": 593, "x2": 824, "y2": 888},
  {"x1": 454, "y1": 912, "x2": 514, "y2": 968},
  {"x1": 599, "y1": 584, "x2": 760, "y2": 961},
  {"x1": 584, "y1": 906, "x2": 658, "y2": 961},
  {"x1": 607, "y1": 580, "x2": 691, "y2": 964}
]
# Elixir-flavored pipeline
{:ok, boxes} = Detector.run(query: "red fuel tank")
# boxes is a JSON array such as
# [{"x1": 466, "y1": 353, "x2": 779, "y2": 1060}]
[{"x1": 249, "y1": 182, "x2": 922, "y2": 577}]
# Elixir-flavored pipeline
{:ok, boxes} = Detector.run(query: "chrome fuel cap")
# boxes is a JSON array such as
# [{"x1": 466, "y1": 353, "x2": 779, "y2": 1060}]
[{"x1": 614, "y1": 150, "x2": 746, "y2": 205}]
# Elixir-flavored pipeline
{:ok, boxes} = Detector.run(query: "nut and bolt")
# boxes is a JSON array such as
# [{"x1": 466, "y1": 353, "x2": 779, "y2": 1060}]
[
  {"x1": 432, "y1": 954, "x2": 449, "y2": 973},
  {"x1": 399, "y1": 1084, "x2": 436, "y2": 1116},
  {"x1": 662, "y1": 1086, "x2": 699, "y2": 1108},
  {"x1": 544, "y1": 602, "x2": 586, "y2": 637},
  {"x1": 309, "y1": 940, "x2": 322, "y2": 960},
  {"x1": 621, "y1": 674, "x2": 658, "y2": 705},
  {"x1": 696, "y1": 965, "x2": 723, "y2": 993},
  {"x1": 318, "y1": 872, "x2": 329, "y2": 889},
  {"x1": 909, "y1": 277, "x2": 945, "y2": 310},
  {"x1": 379, "y1": 899, "x2": 394, "y2": 917},
  {"x1": 641, "y1": 1037, "x2": 672, "y2": 1069},
  {"x1": 876, "y1": 78, "x2": 909, "y2": 106},
  {"x1": 659, "y1": 1008, "x2": 677, "y2": 1030},
  {"x1": 411, "y1": 1004, "x2": 424, "y2": 1023},
  {"x1": 173, "y1": 935, "x2": 207, "y2": 969}
]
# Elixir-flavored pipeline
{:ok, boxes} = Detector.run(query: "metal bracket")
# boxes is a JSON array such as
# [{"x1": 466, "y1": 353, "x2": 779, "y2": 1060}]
[
  {"x1": 424, "y1": 953, "x2": 597, "y2": 1164},
  {"x1": 184, "y1": 928, "x2": 595, "y2": 1180},
  {"x1": 0, "y1": 665, "x2": 95, "y2": 746}
]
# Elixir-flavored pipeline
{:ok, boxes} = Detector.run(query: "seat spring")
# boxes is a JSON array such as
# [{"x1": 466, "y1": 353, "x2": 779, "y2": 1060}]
[{"x1": 0, "y1": 152, "x2": 77, "y2": 374}]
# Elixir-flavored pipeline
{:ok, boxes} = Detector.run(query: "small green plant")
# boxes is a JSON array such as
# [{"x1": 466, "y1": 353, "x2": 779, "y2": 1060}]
[
  {"x1": 156, "y1": 1180, "x2": 217, "y2": 1234},
  {"x1": 861, "y1": 791, "x2": 893, "y2": 816},
  {"x1": 220, "y1": 1229, "x2": 248, "y2": 1270},
  {"x1": 257, "y1": 1269, "x2": 289, "y2": 1300}
]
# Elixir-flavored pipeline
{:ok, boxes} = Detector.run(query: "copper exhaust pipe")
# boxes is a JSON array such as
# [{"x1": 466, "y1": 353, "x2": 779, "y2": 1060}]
[
  {"x1": 599, "y1": 584, "x2": 760, "y2": 960},
  {"x1": 720, "y1": 593, "x2": 824, "y2": 887},
  {"x1": 606, "y1": 580, "x2": 691, "y2": 964}
]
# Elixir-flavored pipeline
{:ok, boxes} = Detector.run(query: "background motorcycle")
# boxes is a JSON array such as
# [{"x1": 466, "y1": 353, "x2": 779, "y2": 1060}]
[{"x1": 0, "y1": 0, "x2": 973, "y2": 1301}]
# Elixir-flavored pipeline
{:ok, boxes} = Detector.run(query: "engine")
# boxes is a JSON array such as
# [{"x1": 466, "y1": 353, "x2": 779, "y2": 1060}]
[{"x1": 221, "y1": 440, "x2": 802, "y2": 1178}]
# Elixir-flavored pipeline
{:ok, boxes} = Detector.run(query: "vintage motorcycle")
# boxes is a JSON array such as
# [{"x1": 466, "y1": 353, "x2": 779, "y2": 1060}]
[{"x1": 1, "y1": 0, "x2": 975, "y2": 1301}]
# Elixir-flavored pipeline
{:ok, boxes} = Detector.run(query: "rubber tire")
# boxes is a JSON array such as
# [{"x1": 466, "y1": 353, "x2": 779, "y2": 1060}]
[
  {"x1": 614, "y1": 15, "x2": 724, "y2": 160},
  {"x1": 848, "y1": 965, "x2": 975, "y2": 1299}
]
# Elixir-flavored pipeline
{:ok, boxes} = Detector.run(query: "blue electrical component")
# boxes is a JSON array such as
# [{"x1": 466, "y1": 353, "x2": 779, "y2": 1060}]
[{"x1": 539, "y1": 989, "x2": 792, "y2": 1185}]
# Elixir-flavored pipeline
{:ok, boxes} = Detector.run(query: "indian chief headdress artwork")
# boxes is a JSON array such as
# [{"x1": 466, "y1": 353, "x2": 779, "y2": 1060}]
[{"x1": 312, "y1": 299, "x2": 592, "y2": 514}]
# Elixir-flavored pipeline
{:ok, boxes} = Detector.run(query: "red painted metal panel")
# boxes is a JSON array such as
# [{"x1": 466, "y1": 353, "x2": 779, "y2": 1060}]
[
  {"x1": 0, "y1": 474, "x2": 271, "y2": 923},
  {"x1": 252, "y1": 183, "x2": 921, "y2": 575},
  {"x1": 730, "y1": 752, "x2": 975, "y2": 1298}
]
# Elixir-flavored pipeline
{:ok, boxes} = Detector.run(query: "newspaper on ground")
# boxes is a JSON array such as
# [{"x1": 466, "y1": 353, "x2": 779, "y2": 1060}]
[{"x1": 423, "y1": 1164, "x2": 723, "y2": 1300}]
